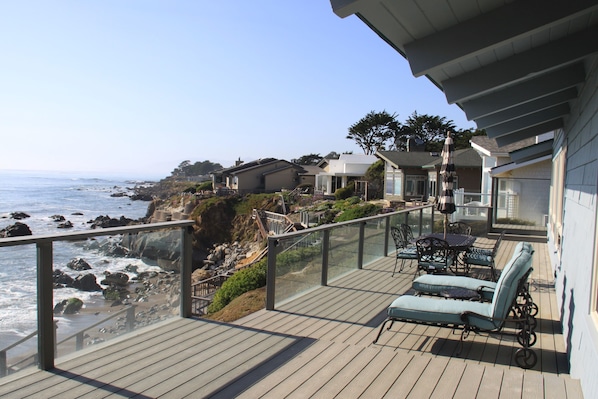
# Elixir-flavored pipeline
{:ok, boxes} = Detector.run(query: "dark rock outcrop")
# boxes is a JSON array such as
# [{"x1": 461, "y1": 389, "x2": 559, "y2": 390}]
[
  {"x1": 63, "y1": 298, "x2": 84, "y2": 314},
  {"x1": 101, "y1": 271, "x2": 129, "y2": 287},
  {"x1": 0, "y1": 222, "x2": 32, "y2": 237},
  {"x1": 10, "y1": 212, "x2": 30, "y2": 220},
  {"x1": 72, "y1": 274, "x2": 102, "y2": 292},
  {"x1": 53, "y1": 269, "x2": 75, "y2": 288},
  {"x1": 67, "y1": 258, "x2": 92, "y2": 271},
  {"x1": 87, "y1": 215, "x2": 136, "y2": 229},
  {"x1": 57, "y1": 221, "x2": 74, "y2": 229}
]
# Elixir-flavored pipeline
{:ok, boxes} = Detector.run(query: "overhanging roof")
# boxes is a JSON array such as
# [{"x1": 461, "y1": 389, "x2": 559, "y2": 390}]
[
  {"x1": 509, "y1": 139, "x2": 554, "y2": 164},
  {"x1": 330, "y1": 0, "x2": 598, "y2": 145}
]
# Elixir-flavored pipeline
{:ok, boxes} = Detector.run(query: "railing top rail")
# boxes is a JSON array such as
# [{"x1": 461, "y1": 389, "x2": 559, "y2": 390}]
[
  {"x1": 269, "y1": 204, "x2": 434, "y2": 240},
  {"x1": 0, "y1": 220, "x2": 195, "y2": 248}
]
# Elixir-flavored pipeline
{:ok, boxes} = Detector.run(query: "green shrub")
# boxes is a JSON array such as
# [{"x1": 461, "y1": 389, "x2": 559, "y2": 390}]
[
  {"x1": 207, "y1": 260, "x2": 267, "y2": 314},
  {"x1": 197, "y1": 181, "x2": 213, "y2": 191},
  {"x1": 334, "y1": 187, "x2": 352, "y2": 200},
  {"x1": 334, "y1": 203, "x2": 382, "y2": 222},
  {"x1": 345, "y1": 196, "x2": 361, "y2": 205}
]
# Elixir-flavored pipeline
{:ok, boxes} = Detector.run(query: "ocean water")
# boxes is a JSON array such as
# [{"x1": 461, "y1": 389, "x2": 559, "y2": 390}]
[{"x1": 0, "y1": 170, "x2": 161, "y2": 349}]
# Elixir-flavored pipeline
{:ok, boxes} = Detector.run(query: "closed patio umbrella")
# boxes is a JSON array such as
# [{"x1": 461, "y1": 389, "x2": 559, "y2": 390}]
[{"x1": 437, "y1": 131, "x2": 456, "y2": 238}]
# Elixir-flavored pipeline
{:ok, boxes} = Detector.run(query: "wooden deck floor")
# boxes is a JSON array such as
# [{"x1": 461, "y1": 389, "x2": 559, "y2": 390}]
[{"x1": 0, "y1": 240, "x2": 583, "y2": 398}]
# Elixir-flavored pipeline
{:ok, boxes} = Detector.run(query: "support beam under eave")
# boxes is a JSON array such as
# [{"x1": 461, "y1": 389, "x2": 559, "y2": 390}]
[
  {"x1": 462, "y1": 63, "x2": 585, "y2": 120},
  {"x1": 475, "y1": 88, "x2": 577, "y2": 129},
  {"x1": 404, "y1": 0, "x2": 598, "y2": 77},
  {"x1": 443, "y1": 26, "x2": 598, "y2": 104},
  {"x1": 485, "y1": 103, "x2": 569, "y2": 138},
  {"x1": 495, "y1": 119, "x2": 563, "y2": 147}
]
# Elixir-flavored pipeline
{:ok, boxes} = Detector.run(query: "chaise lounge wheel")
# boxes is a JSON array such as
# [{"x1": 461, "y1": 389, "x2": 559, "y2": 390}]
[
  {"x1": 528, "y1": 302, "x2": 539, "y2": 317},
  {"x1": 517, "y1": 329, "x2": 537, "y2": 347},
  {"x1": 515, "y1": 348, "x2": 537, "y2": 369}
]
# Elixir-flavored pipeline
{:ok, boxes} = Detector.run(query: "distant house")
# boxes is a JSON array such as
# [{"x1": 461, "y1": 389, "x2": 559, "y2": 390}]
[
  {"x1": 376, "y1": 148, "x2": 482, "y2": 202},
  {"x1": 211, "y1": 158, "x2": 306, "y2": 195},
  {"x1": 314, "y1": 154, "x2": 377, "y2": 195},
  {"x1": 296, "y1": 165, "x2": 321, "y2": 190}
]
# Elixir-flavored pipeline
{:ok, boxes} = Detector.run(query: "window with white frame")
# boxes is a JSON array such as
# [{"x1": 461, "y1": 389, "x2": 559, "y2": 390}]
[
  {"x1": 405, "y1": 175, "x2": 426, "y2": 197},
  {"x1": 385, "y1": 168, "x2": 402, "y2": 196}
]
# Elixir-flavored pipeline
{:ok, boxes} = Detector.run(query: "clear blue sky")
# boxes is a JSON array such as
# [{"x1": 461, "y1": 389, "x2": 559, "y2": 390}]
[{"x1": 1, "y1": 1, "x2": 475, "y2": 180}]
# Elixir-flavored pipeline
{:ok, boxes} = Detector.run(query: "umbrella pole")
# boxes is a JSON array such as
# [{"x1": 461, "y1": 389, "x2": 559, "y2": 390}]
[{"x1": 444, "y1": 214, "x2": 448, "y2": 239}]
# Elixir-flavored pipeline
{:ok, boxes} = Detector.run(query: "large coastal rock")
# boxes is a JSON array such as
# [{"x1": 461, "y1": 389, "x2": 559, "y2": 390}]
[
  {"x1": 72, "y1": 274, "x2": 102, "y2": 292},
  {"x1": 88, "y1": 215, "x2": 137, "y2": 229},
  {"x1": 121, "y1": 230, "x2": 182, "y2": 271},
  {"x1": 10, "y1": 212, "x2": 30, "y2": 220},
  {"x1": 0, "y1": 222, "x2": 32, "y2": 237},
  {"x1": 67, "y1": 258, "x2": 92, "y2": 271}
]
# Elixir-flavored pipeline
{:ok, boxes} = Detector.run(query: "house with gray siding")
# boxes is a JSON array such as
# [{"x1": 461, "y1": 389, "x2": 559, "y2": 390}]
[
  {"x1": 376, "y1": 148, "x2": 481, "y2": 202},
  {"x1": 331, "y1": 1, "x2": 598, "y2": 397},
  {"x1": 211, "y1": 158, "x2": 305, "y2": 195}
]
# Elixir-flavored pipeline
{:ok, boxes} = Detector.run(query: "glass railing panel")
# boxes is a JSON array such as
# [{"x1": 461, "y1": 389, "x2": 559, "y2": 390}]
[
  {"x1": 52, "y1": 229, "x2": 182, "y2": 362},
  {"x1": 0, "y1": 244, "x2": 38, "y2": 377},
  {"x1": 328, "y1": 224, "x2": 359, "y2": 281},
  {"x1": 0, "y1": 222, "x2": 190, "y2": 378},
  {"x1": 421, "y1": 207, "x2": 433, "y2": 236},
  {"x1": 407, "y1": 211, "x2": 423, "y2": 238},
  {"x1": 362, "y1": 218, "x2": 386, "y2": 266},
  {"x1": 273, "y1": 231, "x2": 323, "y2": 305}
]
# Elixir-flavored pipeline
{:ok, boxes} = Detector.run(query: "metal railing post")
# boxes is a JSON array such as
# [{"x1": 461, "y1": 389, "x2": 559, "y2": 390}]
[
  {"x1": 266, "y1": 237, "x2": 278, "y2": 310},
  {"x1": 180, "y1": 225, "x2": 193, "y2": 318},
  {"x1": 357, "y1": 222, "x2": 365, "y2": 269},
  {"x1": 383, "y1": 216, "x2": 390, "y2": 256},
  {"x1": 37, "y1": 240, "x2": 54, "y2": 371},
  {"x1": 418, "y1": 208, "x2": 424, "y2": 237},
  {"x1": 126, "y1": 306, "x2": 136, "y2": 331},
  {"x1": 321, "y1": 230, "x2": 330, "y2": 286}
]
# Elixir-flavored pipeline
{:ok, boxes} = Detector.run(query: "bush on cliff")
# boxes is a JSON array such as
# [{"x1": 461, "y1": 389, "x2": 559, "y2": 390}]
[
  {"x1": 334, "y1": 203, "x2": 382, "y2": 222},
  {"x1": 207, "y1": 259, "x2": 267, "y2": 314}
]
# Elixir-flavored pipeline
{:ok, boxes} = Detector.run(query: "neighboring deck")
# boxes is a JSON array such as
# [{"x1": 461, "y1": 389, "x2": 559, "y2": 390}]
[{"x1": 0, "y1": 240, "x2": 583, "y2": 398}]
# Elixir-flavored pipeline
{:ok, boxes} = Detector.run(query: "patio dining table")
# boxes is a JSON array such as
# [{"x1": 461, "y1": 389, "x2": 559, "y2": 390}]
[{"x1": 420, "y1": 233, "x2": 476, "y2": 274}]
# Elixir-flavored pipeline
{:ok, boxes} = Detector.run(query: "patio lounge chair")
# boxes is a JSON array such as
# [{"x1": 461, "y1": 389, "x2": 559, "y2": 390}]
[
  {"x1": 391, "y1": 225, "x2": 418, "y2": 276},
  {"x1": 412, "y1": 241, "x2": 533, "y2": 301},
  {"x1": 374, "y1": 242, "x2": 537, "y2": 369}
]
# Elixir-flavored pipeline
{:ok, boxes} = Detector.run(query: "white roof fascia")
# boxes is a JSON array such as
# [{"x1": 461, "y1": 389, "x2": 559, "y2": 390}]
[{"x1": 490, "y1": 154, "x2": 551, "y2": 176}]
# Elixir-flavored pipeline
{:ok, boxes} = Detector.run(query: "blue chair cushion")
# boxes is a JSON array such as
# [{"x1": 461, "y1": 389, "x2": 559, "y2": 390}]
[
  {"x1": 397, "y1": 247, "x2": 418, "y2": 259},
  {"x1": 412, "y1": 275, "x2": 496, "y2": 301},
  {"x1": 465, "y1": 249, "x2": 493, "y2": 265},
  {"x1": 418, "y1": 254, "x2": 454, "y2": 272},
  {"x1": 387, "y1": 295, "x2": 494, "y2": 329}
]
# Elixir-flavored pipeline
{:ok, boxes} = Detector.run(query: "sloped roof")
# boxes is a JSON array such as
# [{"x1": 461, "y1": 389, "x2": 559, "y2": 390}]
[
  {"x1": 377, "y1": 148, "x2": 481, "y2": 170},
  {"x1": 470, "y1": 136, "x2": 536, "y2": 156},
  {"x1": 212, "y1": 158, "x2": 278, "y2": 175},
  {"x1": 423, "y1": 148, "x2": 482, "y2": 169},
  {"x1": 376, "y1": 151, "x2": 440, "y2": 169},
  {"x1": 298, "y1": 165, "x2": 324, "y2": 176}
]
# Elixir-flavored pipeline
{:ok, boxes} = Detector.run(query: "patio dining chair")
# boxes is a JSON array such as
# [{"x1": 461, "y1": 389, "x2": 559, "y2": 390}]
[
  {"x1": 464, "y1": 230, "x2": 505, "y2": 281},
  {"x1": 416, "y1": 236, "x2": 453, "y2": 276},
  {"x1": 447, "y1": 221, "x2": 472, "y2": 236},
  {"x1": 391, "y1": 226, "x2": 418, "y2": 276}
]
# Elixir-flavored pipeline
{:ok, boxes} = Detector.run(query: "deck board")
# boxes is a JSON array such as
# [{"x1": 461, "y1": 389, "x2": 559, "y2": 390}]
[{"x1": 0, "y1": 239, "x2": 584, "y2": 398}]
